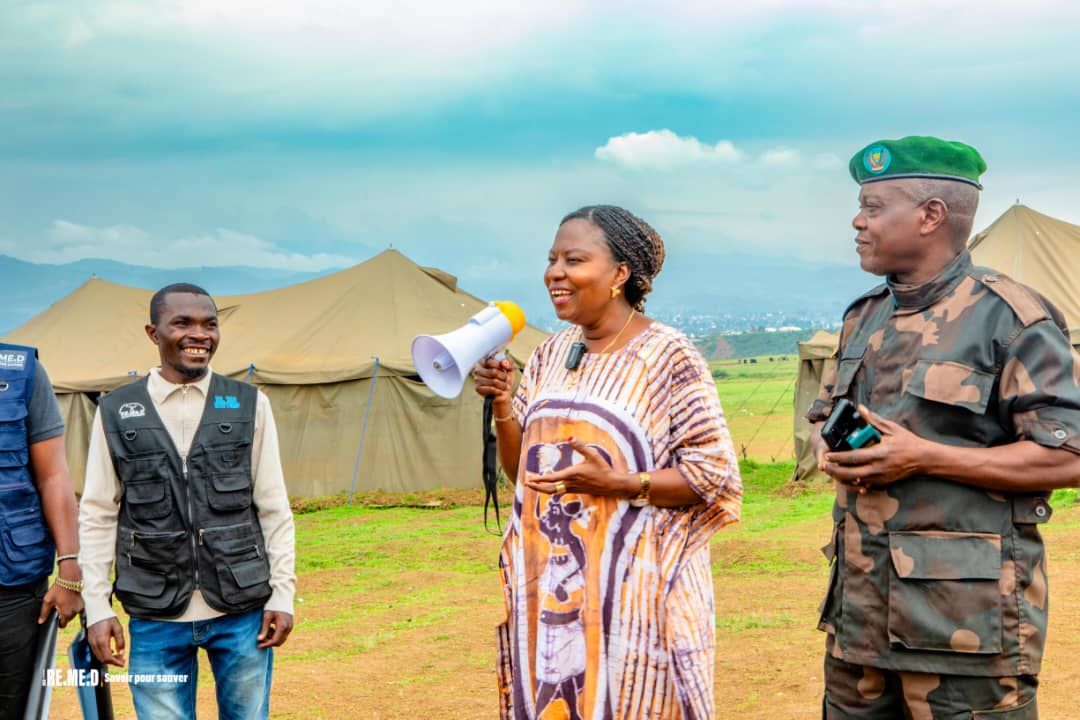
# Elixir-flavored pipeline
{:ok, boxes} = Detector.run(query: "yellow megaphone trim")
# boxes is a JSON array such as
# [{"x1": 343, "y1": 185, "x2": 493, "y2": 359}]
[{"x1": 493, "y1": 300, "x2": 526, "y2": 339}]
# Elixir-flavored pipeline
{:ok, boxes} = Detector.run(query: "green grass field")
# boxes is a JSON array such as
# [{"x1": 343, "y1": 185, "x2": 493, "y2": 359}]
[
  {"x1": 711, "y1": 355, "x2": 800, "y2": 462},
  {"x1": 48, "y1": 460, "x2": 1080, "y2": 719}
]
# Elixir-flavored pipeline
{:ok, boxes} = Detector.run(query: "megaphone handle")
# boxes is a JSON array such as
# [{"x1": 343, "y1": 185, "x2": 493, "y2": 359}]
[{"x1": 482, "y1": 395, "x2": 502, "y2": 533}]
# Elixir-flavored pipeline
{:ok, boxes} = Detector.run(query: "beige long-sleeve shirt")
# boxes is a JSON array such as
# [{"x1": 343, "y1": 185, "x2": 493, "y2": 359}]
[{"x1": 79, "y1": 367, "x2": 296, "y2": 626}]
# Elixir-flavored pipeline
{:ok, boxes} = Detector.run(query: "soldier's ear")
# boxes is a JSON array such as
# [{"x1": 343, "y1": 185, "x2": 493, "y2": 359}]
[
  {"x1": 920, "y1": 197, "x2": 949, "y2": 236},
  {"x1": 145, "y1": 324, "x2": 159, "y2": 345}
]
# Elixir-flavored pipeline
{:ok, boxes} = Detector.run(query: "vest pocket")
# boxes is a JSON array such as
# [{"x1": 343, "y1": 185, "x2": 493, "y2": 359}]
[
  {"x1": 208, "y1": 472, "x2": 252, "y2": 512},
  {"x1": 0, "y1": 383, "x2": 29, "y2": 469},
  {"x1": 201, "y1": 523, "x2": 271, "y2": 610},
  {"x1": 114, "y1": 565, "x2": 169, "y2": 605},
  {"x1": 1, "y1": 509, "x2": 53, "y2": 564},
  {"x1": 203, "y1": 441, "x2": 252, "y2": 474},
  {"x1": 219, "y1": 557, "x2": 271, "y2": 592},
  {"x1": 124, "y1": 478, "x2": 173, "y2": 521},
  {"x1": 120, "y1": 530, "x2": 188, "y2": 612},
  {"x1": 887, "y1": 531, "x2": 1003, "y2": 654}
]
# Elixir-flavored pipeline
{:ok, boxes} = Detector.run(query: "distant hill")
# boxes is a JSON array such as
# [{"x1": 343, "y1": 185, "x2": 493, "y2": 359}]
[
  {"x1": 0, "y1": 255, "x2": 336, "y2": 336},
  {"x1": 647, "y1": 251, "x2": 870, "y2": 316},
  {"x1": 0, "y1": 250, "x2": 877, "y2": 338},
  {"x1": 485, "y1": 250, "x2": 875, "y2": 333},
  {"x1": 696, "y1": 329, "x2": 819, "y2": 360}
]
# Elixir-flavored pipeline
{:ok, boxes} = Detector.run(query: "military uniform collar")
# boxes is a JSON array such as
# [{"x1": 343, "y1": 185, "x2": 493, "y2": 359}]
[
  {"x1": 147, "y1": 366, "x2": 214, "y2": 404},
  {"x1": 887, "y1": 251, "x2": 972, "y2": 312}
]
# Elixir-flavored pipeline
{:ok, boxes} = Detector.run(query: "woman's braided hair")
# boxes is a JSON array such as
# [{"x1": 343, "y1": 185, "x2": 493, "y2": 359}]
[{"x1": 559, "y1": 205, "x2": 665, "y2": 312}]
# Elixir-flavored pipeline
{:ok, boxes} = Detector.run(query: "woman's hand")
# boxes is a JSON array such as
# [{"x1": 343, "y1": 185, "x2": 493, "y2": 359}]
[
  {"x1": 523, "y1": 438, "x2": 634, "y2": 497},
  {"x1": 473, "y1": 357, "x2": 516, "y2": 409}
]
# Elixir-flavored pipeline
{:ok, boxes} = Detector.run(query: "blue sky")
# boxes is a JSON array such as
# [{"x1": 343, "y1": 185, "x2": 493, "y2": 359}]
[{"x1": 2, "y1": 0, "x2": 1079, "y2": 315}]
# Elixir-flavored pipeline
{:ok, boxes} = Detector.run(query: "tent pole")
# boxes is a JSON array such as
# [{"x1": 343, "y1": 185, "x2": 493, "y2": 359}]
[{"x1": 349, "y1": 356, "x2": 380, "y2": 504}]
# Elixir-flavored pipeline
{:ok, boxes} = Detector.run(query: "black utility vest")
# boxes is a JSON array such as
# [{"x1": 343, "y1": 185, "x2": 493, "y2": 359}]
[{"x1": 100, "y1": 374, "x2": 271, "y2": 618}]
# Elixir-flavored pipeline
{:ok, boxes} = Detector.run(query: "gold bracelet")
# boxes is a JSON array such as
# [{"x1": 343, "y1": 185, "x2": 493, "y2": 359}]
[
  {"x1": 54, "y1": 576, "x2": 84, "y2": 593},
  {"x1": 630, "y1": 472, "x2": 651, "y2": 506},
  {"x1": 493, "y1": 411, "x2": 515, "y2": 423}
]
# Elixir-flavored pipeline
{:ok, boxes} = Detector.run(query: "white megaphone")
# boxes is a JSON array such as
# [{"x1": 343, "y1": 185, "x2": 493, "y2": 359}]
[{"x1": 412, "y1": 301, "x2": 526, "y2": 399}]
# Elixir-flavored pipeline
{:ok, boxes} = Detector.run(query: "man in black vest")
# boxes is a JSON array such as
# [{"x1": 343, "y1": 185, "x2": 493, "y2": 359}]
[
  {"x1": 79, "y1": 283, "x2": 296, "y2": 720},
  {"x1": 0, "y1": 345, "x2": 83, "y2": 719}
]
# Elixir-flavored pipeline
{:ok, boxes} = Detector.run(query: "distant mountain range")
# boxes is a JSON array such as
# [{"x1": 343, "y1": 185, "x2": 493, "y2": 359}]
[{"x1": 0, "y1": 252, "x2": 877, "y2": 338}]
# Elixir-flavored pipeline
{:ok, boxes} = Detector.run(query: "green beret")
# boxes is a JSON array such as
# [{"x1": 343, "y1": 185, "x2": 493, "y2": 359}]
[{"x1": 849, "y1": 136, "x2": 986, "y2": 189}]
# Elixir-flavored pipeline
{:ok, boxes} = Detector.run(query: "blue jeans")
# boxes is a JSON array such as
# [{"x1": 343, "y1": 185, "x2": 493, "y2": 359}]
[{"x1": 128, "y1": 609, "x2": 272, "y2": 720}]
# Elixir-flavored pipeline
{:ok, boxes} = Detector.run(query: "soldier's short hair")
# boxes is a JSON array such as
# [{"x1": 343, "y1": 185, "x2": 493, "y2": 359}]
[{"x1": 895, "y1": 178, "x2": 979, "y2": 249}]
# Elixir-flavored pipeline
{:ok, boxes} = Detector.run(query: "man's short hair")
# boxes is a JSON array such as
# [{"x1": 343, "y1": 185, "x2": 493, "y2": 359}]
[
  {"x1": 894, "y1": 178, "x2": 980, "y2": 248},
  {"x1": 149, "y1": 283, "x2": 216, "y2": 325}
]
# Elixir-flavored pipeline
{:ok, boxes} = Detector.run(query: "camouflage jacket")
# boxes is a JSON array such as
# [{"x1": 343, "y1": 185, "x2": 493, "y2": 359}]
[{"x1": 807, "y1": 250, "x2": 1080, "y2": 676}]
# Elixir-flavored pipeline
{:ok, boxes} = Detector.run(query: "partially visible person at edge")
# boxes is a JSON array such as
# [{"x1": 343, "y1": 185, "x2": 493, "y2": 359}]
[
  {"x1": 79, "y1": 282, "x2": 296, "y2": 720},
  {"x1": 808, "y1": 136, "x2": 1080, "y2": 719},
  {"x1": 0, "y1": 344, "x2": 83, "y2": 719},
  {"x1": 474, "y1": 205, "x2": 743, "y2": 719}
]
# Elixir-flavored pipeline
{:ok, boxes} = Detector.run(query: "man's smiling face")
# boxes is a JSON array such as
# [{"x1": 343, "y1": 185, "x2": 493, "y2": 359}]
[{"x1": 146, "y1": 292, "x2": 219, "y2": 384}]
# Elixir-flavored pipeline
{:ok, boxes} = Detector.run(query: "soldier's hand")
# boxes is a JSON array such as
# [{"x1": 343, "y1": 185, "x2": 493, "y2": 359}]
[
  {"x1": 821, "y1": 405, "x2": 927, "y2": 492},
  {"x1": 88, "y1": 617, "x2": 126, "y2": 667}
]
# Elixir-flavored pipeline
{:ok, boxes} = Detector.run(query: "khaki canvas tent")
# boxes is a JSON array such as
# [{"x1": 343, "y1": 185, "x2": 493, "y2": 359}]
[
  {"x1": 968, "y1": 203, "x2": 1080, "y2": 342},
  {"x1": 792, "y1": 330, "x2": 839, "y2": 483},
  {"x1": 3, "y1": 249, "x2": 547, "y2": 497},
  {"x1": 791, "y1": 203, "x2": 1080, "y2": 481}
]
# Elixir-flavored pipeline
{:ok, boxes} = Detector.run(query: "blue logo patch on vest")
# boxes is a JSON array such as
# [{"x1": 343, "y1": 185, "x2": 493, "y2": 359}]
[
  {"x1": 214, "y1": 395, "x2": 241, "y2": 409},
  {"x1": 0, "y1": 350, "x2": 27, "y2": 371}
]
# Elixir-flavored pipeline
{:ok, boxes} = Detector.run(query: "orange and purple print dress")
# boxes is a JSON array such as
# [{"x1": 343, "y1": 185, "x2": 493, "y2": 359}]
[{"x1": 497, "y1": 323, "x2": 742, "y2": 720}]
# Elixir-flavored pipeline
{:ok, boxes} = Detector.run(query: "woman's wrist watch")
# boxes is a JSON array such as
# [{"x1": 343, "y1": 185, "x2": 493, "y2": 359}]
[{"x1": 629, "y1": 472, "x2": 651, "y2": 507}]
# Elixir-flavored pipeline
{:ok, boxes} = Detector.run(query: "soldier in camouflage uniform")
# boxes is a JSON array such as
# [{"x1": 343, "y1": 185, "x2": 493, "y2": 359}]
[{"x1": 807, "y1": 136, "x2": 1080, "y2": 719}]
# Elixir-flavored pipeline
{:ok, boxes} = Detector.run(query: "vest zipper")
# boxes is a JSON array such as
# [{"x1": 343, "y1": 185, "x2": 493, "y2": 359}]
[
  {"x1": 181, "y1": 384, "x2": 201, "y2": 591},
  {"x1": 184, "y1": 460, "x2": 200, "y2": 590}
]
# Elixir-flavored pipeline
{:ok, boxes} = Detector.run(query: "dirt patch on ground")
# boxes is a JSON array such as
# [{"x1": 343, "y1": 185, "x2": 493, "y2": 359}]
[{"x1": 47, "y1": 506, "x2": 1080, "y2": 719}]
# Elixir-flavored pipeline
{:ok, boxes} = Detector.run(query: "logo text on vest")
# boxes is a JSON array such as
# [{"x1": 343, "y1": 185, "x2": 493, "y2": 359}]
[
  {"x1": 0, "y1": 351, "x2": 27, "y2": 370},
  {"x1": 119, "y1": 402, "x2": 146, "y2": 419}
]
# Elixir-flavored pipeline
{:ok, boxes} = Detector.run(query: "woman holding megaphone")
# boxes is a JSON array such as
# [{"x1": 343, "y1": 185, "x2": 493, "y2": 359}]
[{"x1": 474, "y1": 205, "x2": 743, "y2": 720}]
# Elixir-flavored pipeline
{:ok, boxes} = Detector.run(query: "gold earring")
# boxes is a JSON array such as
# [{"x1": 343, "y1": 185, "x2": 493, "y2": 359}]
[{"x1": 610, "y1": 286, "x2": 621, "y2": 299}]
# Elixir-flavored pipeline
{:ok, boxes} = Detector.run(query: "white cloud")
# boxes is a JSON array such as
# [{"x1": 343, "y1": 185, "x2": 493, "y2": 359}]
[
  {"x1": 0, "y1": 220, "x2": 354, "y2": 271},
  {"x1": 595, "y1": 130, "x2": 743, "y2": 171},
  {"x1": 760, "y1": 146, "x2": 799, "y2": 166},
  {"x1": 597, "y1": 134, "x2": 809, "y2": 171}
]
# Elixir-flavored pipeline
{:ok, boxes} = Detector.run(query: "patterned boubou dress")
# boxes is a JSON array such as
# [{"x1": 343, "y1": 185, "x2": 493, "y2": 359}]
[{"x1": 498, "y1": 322, "x2": 743, "y2": 719}]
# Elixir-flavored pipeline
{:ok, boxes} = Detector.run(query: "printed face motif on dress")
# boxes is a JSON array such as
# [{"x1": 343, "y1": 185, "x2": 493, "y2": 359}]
[
  {"x1": 526, "y1": 441, "x2": 612, "y2": 477},
  {"x1": 535, "y1": 495, "x2": 590, "y2": 717}
]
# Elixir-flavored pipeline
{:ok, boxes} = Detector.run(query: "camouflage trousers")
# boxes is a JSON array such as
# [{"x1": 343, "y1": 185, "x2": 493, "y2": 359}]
[{"x1": 823, "y1": 654, "x2": 1038, "y2": 719}]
